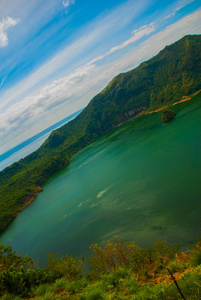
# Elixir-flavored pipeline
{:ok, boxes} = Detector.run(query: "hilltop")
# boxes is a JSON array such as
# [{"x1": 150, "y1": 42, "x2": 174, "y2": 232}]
[{"x1": 0, "y1": 34, "x2": 201, "y2": 233}]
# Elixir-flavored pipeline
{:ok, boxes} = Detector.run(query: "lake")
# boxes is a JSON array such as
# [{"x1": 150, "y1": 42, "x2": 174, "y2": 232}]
[{"x1": 0, "y1": 94, "x2": 200, "y2": 266}]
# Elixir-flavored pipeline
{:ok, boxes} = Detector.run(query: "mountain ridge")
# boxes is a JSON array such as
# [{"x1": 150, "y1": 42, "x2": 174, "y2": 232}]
[{"x1": 0, "y1": 34, "x2": 200, "y2": 233}]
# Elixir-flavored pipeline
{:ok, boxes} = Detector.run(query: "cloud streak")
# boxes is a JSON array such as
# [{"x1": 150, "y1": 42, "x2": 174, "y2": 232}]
[
  {"x1": 0, "y1": 16, "x2": 20, "y2": 47},
  {"x1": 62, "y1": 0, "x2": 75, "y2": 9},
  {"x1": 0, "y1": 0, "x2": 149, "y2": 111},
  {"x1": 166, "y1": 0, "x2": 195, "y2": 19},
  {"x1": 0, "y1": 64, "x2": 96, "y2": 136},
  {"x1": 1, "y1": 8, "x2": 200, "y2": 144},
  {"x1": 108, "y1": 8, "x2": 201, "y2": 76},
  {"x1": 90, "y1": 22, "x2": 156, "y2": 64},
  {"x1": 0, "y1": 1, "x2": 201, "y2": 154}
]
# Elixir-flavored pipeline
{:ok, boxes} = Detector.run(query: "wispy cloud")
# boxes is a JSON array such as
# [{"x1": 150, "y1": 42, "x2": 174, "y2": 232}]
[
  {"x1": 1, "y1": 8, "x2": 200, "y2": 145},
  {"x1": 62, "y1": 0, "x2": 75, "y2": 9},
  {"x1": 166, "y1": 0, "x2": 195, "y2": 19},
  {"x1": 0, "y1": 64, "x2": 96, "y2": 136},
  {"x1": 110, "y1": 22, "x2": 156, "y2": 53},
  {"x1": 0, "y1": 77, "x2": 6, "y2": 88},
  {"x1": 0, "y1": 16, "x2": 20, "y2": 47},
  {"x1": 90, "y1": 22, "x2": 156, "y2": 64},
  {"x1": 0, "y1": 1, "x2": 200, "y2": 154},
  {"x1": 107, "y1": 8, "x2": 201, "y2": 75},
  {"x1": 0, "y1": 0, "x2": 149, "y2": 111}
]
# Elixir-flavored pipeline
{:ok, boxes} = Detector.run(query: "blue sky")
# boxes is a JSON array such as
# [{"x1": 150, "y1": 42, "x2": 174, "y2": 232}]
[{"x1": 0, "y1": 0, "x2": 200, "y2": 154}]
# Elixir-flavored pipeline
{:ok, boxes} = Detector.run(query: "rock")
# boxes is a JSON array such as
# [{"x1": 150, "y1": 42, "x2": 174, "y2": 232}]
[{"x1": 162, "y1": 109, "x2": 176, "y2": 123}]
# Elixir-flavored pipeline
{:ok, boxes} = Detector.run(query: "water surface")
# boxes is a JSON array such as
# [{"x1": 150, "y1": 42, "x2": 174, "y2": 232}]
[{"x1": 0, "y1": 95, "x2": 200, "y2": 266}]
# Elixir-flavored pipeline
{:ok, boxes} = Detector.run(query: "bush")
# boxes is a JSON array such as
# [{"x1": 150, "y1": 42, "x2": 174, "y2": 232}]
[
  {"x1": 46, "y1": 252, "x2": 84, "y2": 280},
  {"x1": 168, "y1": 259, "x2": 185, "y2": 273},
  {"x1": 102, "y1": 267, "x2": 129, "y2": 290},
  {"x1": 131, "y1": 241, "x2": 179, "y2": 278},
  {"x1": 189, "y1": 238, "x2": 201, "y2": 267},
  {"x1": 0, "y1": 266, "x2": 27, "y2": 296},
  {"x1": 88, "y1": 236, "x2": 140, "y2": 274},
  {"x1": 66, "y1": 279, "x2": 88, "y2": 294},
  {"x1": 32, "y1": 283, "x2": 50, "y2": 296},
  {"x1": 0, "y1": 265, "x2": 54, "y2": 296},
  {"x1": 0, "y1": 244, "x2": 33, "y2": 272},
  {"x1": 123, "y1": 276, "x2": 140, "y2": 295},
  {"x1": 79, "y1": 281, "x2": 107, "y2": 300}
]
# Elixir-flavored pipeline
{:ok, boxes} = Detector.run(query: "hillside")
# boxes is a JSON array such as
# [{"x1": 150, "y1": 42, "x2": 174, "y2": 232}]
[
  {"x1": 0, "y1": 34, "x2": 201, "y2": 233},
  {"x1": 0, "y1": 237, "x2": 201, "y2": 299}
]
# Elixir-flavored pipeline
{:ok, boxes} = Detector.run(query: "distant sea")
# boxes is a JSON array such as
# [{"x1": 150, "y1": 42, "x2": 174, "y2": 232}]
[{"x1": 0, "y1": 109, "x2": 83, "y2": 171}]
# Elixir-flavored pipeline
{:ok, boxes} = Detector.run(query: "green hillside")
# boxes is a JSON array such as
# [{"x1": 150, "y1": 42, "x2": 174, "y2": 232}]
[
  {"x1": 0, "y1": 237, "x2": 201, "y2": 299},
  {"x1": 0, "y1": 34, "x2": 201, "y2": 233}
]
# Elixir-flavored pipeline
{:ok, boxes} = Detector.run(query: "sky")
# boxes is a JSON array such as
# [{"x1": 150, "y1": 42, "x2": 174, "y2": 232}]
[{"x1": 0, "y1": 0, "x2": 200, "y2": 154}]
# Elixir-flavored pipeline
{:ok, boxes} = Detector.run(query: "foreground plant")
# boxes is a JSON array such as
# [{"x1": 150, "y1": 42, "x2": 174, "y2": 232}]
[{"x1": 0, "y1": 237, "x2": 201, "y2": 299}]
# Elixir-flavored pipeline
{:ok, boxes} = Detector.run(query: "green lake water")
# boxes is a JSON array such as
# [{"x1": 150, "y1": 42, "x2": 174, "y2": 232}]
[{"x1": 0, "y1": 94, "x2": 201, "y2": 266}]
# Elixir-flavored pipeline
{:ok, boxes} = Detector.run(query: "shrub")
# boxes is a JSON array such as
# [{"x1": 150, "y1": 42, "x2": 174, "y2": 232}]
[
  {"x1": 79, "y1": 281, "x2": 107, "y2": 300},
  {"x1": 88, "y1": 236, "x2": 140, "y2": 274},
  {"x1": 32, "y1": 283, "x2": 51, "y2": 297},
  {"x1": 66, "y1": 279, "x2": 87, "y2": 294},
  {"x1": 123, "y1": 276, "x2": 140, "y2": 295},
  {"x1": 131, "y1": 241, "x2": 179, "y2": 277},
  {"x1": 0, "y1": 244, "x2": 33, "y2": 272},
  {"x1": 168, "y1": 259, "x2": 185, "y2": 273},
  {"x1": 189, "y1": 238, "x2": 201, "y2": 267},
  {"x1": 0, "y1": 265, "x2": 54, "y2": 296},
  {"x1": 46, "y1": 252, "x2": 84, "y2": 280},
  {"x1": 0, "y1": 266, "x2": 27, "y2": 296},
  {"x1": 102, "y1": 267, "x2": 129, "y2": 290}
]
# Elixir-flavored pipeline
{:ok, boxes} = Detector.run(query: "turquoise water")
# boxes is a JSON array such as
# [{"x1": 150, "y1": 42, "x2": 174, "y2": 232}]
[{"x1": 0, "y1": 95, "x2": 201, "y2": 266}]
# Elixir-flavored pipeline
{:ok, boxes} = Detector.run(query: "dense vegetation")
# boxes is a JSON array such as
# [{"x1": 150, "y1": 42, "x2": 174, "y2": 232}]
[
  {"x1": 0, "y1": 34, "x2": 201, "y2": 233},
  {"x1": 0, "y1": 237, "x2": 201, "y2": 299}
]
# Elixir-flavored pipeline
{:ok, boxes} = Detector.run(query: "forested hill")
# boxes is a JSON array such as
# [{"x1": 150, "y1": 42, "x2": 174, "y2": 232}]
[
  {"x1": 42, "y1": 34, "x2": 201, "y2": 155},
  {"x1": 0, "y1": 34, "x2": 201, "y2": 233}
]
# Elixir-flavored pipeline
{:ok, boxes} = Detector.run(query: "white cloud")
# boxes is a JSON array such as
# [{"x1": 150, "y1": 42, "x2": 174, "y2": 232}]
[
  {"x1": 0, "y1": 64, "x2": 96, "y2": 136},
  {"x1": 1, "y1": 8, "x2": 200, "y2": 145},
  {"x1": 0, "y1": 76, "x2": 6, "y2": 88},
  {"x1": 90, "y1": 22, "x2": 156, "y2": 64},
  {"x1": 0, "y1": 0, "x2": 149, "y2": 112},
  {"x1": 110, "y1": 22, "x2": 155, "y2": 54},
  {"x1": 62, "y1": 0, "x2": 75, "y2": 9},
  {"x1": 166, "y1": 0, "x2": 195, "y2": 19},
  {"x1": 112, "y1": 23, "x2": 155, "y2": 52},
  {"x1": 0, "y1": 16, "x2": 20, "y2": 47},
  {"x1": 0, "y1": 3, "x2": 201, "y2": 154},
  {"x1": 107, "y1": 8, "x2": 201, "y2": 75}
]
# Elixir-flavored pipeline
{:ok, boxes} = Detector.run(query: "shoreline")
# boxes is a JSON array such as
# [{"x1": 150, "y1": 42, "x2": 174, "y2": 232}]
[
  {"x1": 1, "y1": 91, "x2": 200, "y2": 234},
  {"x1": 16, "y1": 187, "x2": 43, "y2": 216},
  {"x1": 115, "y1": 92, "x2": 198, "y2": 129},
  {"x1": 145, "y1": 95, "x2": 192, "y2": 115},
  {"x1": 21, "y1": 94, "x2": 199, "y2": 203},
  {"x1": 145, "y1": 90, "x2": 201, "y2": 115}
]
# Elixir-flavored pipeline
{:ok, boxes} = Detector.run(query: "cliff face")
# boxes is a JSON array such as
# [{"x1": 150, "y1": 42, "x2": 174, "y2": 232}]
[{"x1": 0, "y1": 34, "x2": 201, "y2": 233}]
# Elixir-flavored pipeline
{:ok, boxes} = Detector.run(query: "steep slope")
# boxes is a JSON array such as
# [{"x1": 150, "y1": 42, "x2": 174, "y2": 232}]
[
  {"x1": 0, "y1": 34, "x2": 200, "y2": 233},
  {"x1": 41, "y1": 34, "x2": 201, "y2": 152}
]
